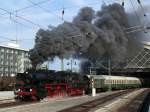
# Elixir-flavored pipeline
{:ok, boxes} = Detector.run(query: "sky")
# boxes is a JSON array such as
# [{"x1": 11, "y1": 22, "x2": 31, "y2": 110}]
[{"x1": 0, "y1": 0, "x2": 149, "y2": 71}]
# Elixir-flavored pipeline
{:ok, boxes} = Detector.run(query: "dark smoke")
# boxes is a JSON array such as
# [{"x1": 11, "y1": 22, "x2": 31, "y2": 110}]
[
  {"x1": 80, "y1": 59, "x2": 91, "y2": 74},
  {"x1": 30, "y1": 3, "x2": 141, "y2": 68}
]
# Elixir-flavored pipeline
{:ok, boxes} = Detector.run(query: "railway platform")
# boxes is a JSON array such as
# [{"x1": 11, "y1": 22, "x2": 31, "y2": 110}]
[{"x1": 0, "y1": 91, "x2": 14, "y2": 100}]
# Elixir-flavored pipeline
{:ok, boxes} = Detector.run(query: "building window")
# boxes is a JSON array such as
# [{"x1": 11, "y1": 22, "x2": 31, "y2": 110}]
[
  {"x1": 6, "y1": 49, "x2": 9, "y2": 53},
  {"x1": 0, "y1": 49, "x2": 4, "y2": 52},
  {"x1": 1, "y1": 61, "x2": 3, "y2": 65},
  {"x1": 15, "y1": 51, "x2": 18, "y2": 54}
]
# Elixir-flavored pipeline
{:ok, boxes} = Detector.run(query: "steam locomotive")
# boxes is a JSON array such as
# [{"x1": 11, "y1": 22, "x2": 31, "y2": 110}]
[{"x1": 14, "y1": 70, "x2": 89, "y2": 101}]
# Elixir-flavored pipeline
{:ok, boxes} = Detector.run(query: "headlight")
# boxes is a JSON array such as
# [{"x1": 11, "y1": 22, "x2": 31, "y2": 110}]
[
  {"x1": 30, "y1": 89, "x2": 32, "y2": 92},
  {"x1": 17, "y1": 89, "x2": 21, "y2": 92}
]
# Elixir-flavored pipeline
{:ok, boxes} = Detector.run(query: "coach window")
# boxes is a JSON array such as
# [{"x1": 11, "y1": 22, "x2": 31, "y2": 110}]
[
  {"x1": 119, "y1": 80, "x2": 121, "y2": 84},
  {"x1": 107, "y1": 80, "x2": 109, "y2": 84},
  {"x1": 116, "y1": 80, "x2": 118, "y2": 84},
  {"x1": 111, "y1": 80, "x2": 113, "y2": 84},
  {"x1": 109, "y1": 80, "x2": 111, "y2": 84},
  {"x1": 114, "y1": 80, "x2": 116, "y2": 84}
]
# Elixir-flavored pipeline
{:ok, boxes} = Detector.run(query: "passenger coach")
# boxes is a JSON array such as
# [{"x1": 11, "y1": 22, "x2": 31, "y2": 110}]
[{"x1": 87, "y1": 75, "x2": 141, "y2": 91}]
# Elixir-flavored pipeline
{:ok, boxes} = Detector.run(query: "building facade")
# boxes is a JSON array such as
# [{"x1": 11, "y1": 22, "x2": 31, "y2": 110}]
[{"x1": 0, "y1": 44, "x2": 31, "y2": 77}]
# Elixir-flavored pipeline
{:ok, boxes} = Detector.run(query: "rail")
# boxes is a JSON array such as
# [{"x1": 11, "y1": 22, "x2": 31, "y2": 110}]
[{"x1": 58, "y1": 89, "x2": 136, "y2": 112}]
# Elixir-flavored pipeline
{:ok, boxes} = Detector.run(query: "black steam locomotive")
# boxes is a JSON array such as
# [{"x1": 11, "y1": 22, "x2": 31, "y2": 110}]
[{"x1": 14, "y1": 70, "x2": 89, "y2": 101}]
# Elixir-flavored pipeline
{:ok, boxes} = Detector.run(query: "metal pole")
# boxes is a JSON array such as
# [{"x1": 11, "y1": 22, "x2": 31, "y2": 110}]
[
  {"x1": 61, "y1": 58, "x2": 64, "y2": 71},
  {"x1": 47, "y1": 60, "x2": 49, "y2": 70},
  {"x1": 71, "y1": 59, "x2": 73, "y2": 72},
  {"x1": 108, "y1": 58, "x2": 112, "y2": 91},
  {"x1": 91, "y1": 76, "x2": 96, "y2": 96},
  {"x1": 90, "y1": 67, "x2": 91, "y2": 75}
]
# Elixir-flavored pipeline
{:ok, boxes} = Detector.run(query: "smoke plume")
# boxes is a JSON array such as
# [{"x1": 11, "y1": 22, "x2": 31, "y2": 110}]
[{"x1": 30, "y1": 3, "x2": 141, "y2": 68}]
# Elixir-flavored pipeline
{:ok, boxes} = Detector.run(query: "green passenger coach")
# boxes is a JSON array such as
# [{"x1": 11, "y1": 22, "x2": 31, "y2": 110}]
[{"x1": 87, "y1": 75, "x2": 141, "y2": 91}]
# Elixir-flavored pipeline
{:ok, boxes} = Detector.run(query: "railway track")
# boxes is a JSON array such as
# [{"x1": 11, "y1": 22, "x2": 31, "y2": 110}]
[
  {"x1": 0, "y1": 98, "x2": 13, "y2": 102},
  {"x1": 0, "y1": 100, "x2": 37, "y2": 108},
  {"x1": 58, "y1": 89, "x2": 136, "y2": 112},
  {"x1": 0, "y1": 99, "x2": 15, "y2": 106}
]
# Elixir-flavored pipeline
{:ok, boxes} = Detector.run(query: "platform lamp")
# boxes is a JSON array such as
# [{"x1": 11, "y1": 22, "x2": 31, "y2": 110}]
[{"x1": 67, "y1": 59, "x2": 77, "y2": 72}]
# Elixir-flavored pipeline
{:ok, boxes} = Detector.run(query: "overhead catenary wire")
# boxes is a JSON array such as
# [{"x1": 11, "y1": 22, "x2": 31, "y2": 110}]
[
  {"x1": 0, "y1": 10, "x2": 31, "y2": 43},
  {"x1": 127, "y1": 0, "x2": 150, "y2": 34},
  {"x1": 61, "y1": 8, "x2": 65, "y2": 20},
  {"x1": 125, "y1": 25, "x2": 150, "y2": 34},
  {"x1": 0, "y1": 14, "x2": 33, "y2": 29},
  {"x1": 136, "y1": 0, "x2": 150, "y2": 26},
  {"x1": 27, "y1": 0, "x2": 110, "y2": 22},
  {"x1": 0, "y1": 2, "x2": 92, "y2": 46},
  {"x1": 137, "y1": 0, "x2": 146, "y2": 17},
  {"x1": 134, "y1": 0, "x2": 150, "y2": 34},
  {"x1": 0, "y1": 7, "x2": 45, "y2": 43},
  {"x1": 46, "y1": 1, "x2": 101, "y2": 13},
  {"x1": 128, "y1": 0, "x2": 150, "y2": 37},
  {"x1": 27, "y1": 0, "x2": 62, "y2": 20},
  {"x1": 27, "y1": 0, "x2": 102, "y2": 21},
  {"x1": 0, "y1": 7, "x2": 45, "y2": 28},
  {"x1": 29, "y1": 1, "x2": 101, "y2": 18},
  {"x1": 0, "y1": 0, "x2": 102, "y2": 23},
  {"x1": 16, "y1": 15, "x2": 44, "y2": 28},
  {"x1": 61, "y1": 0, "x2": 65, "y2": 21},
  {"x1": 0, "y1": 0, "x2": 52, "y2": 16},
  {"x1": 129, "y1": 0, "x2": 143, "y2": 27},
  {"x1": 11, "y1": 18, "x2": 32, "y2": 28},
  {"x1": 0, "y1": 1, "x2": 104, "y2": 23},
  {"x1": 0, "y1": 35, "x2": 34, "y2": 42},
  {"x1": 14, "y1": 10, "x2": 18, "y2": 43}
]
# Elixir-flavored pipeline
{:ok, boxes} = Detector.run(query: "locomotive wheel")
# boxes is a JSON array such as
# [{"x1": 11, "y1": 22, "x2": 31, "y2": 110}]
[
  {"x1": 31, "y1": 95, "x2": 38, "y2": 101},
  {"x1": 23, "y1": 96, "x2": 32, "y2": 101},
  {"x1": 14, "y1": 96, "x2": 22, "y2": 102},
  {"x1": 35, "y1": 96, "x2": 43, "y2": 101}
]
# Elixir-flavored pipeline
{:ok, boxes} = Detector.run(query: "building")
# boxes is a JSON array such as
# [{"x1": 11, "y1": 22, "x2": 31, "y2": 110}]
[{"x1": 0, "y1": 43, "x2": 31, "y2": 77}]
